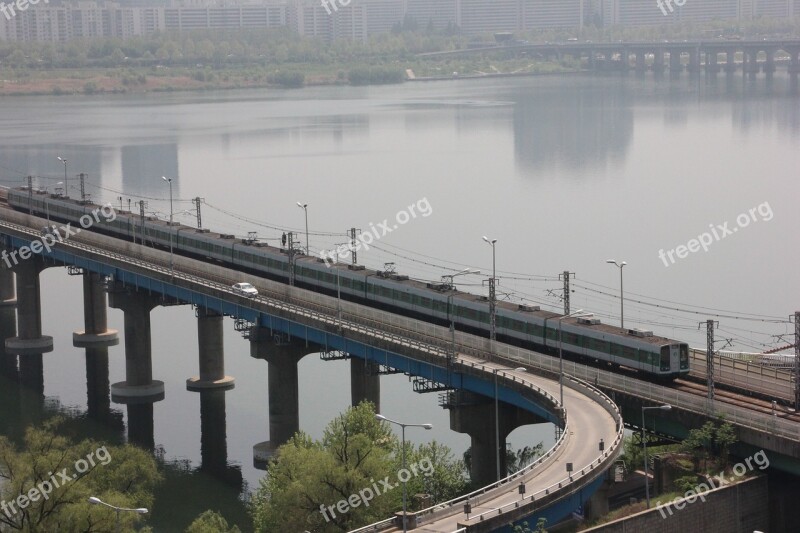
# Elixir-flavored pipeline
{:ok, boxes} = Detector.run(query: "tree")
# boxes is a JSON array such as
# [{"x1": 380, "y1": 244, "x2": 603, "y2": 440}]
[
  {"x1": 400, "y1": 441, "x2": 468, "y2": 505},
  {"x1": 0, "y1": 418, "x2": 161, "y2": 532},
  {"x1": 251, "y1": 402, "x2": 399, "y2": 532},
  {"x1": 680, "y1": 420, "x2": 737, "y2": 470},
  {"x1": 512, "y1": 517, "x2": 547, "y2": 532},
  {"x1": 185, "y1": 510, "x2": 241, "y2": 533},
  {"x1": 251, "y1": 402, "x2": 469, "y2": 532}
]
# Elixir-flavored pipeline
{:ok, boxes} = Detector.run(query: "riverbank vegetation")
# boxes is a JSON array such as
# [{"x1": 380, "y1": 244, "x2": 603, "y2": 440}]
[{"x1": 0, "y1": 17, "x2": 796, "y2": 95}]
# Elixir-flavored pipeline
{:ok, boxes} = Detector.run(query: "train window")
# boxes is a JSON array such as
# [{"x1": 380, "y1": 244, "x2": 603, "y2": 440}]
[
  {"x1": 623, "y1": 346, "x2": 636, "y2": 360},
  {"x1": 680, "y1": 344, "x2": 689, "y2": 369},
  {"x1": 562, "y1": 332, "x2": 579, "y2": 345}
]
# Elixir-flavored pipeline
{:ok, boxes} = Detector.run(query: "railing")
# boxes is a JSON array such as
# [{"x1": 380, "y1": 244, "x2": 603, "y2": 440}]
[
  {"x1": 688, "y1": 348, "x2": 793, "y2": 401},
  {"x1": 0, "y1": 212, "x2": 795, "y2": 442},
  {"x1": 0, "y1": 212, "x2": 626, "y2": 532}
]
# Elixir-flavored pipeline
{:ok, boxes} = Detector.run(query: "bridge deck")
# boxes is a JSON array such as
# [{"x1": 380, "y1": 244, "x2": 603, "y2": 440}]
[{"x1": 0, "y1": 208, "x2": 624, "y2": 531}]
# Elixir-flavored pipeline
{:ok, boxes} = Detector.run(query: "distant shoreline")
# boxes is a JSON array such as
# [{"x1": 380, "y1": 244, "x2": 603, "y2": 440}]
[{"x1": 0, "y1": 64, "x2": 581, "y2": 97}]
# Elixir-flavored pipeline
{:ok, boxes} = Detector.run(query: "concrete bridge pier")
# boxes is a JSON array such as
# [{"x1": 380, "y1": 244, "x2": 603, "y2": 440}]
[
  {"x1": 634, "y1": 52, "x2": 646, "y2": 72},
  {"x1": 705, "y1": 51, "x2": 720, "y2": 73},
  {"x1": 744, "y1": 50, "x2": 760, "y2": 75},
  {"x1": 186, "y1": 307, "x2": 234, "y2": 391},
  {"x1": 74, "y1": 272, "x2": 119, "y2": 347},
  {"x1": 669, "y1": 52, "x2": 682, "y2": 73},
  {"x1": 448, "y1": 391, "x2": 545, "y2": 487},
  {"x1": 18, "y1": 353, "x2": 44, "y2": 394},
  {"x1": 351, "y1": 357, "x2": 380, "y2": 410},
  {"x1": 0, "y1": 307, "x2": 18, "y2": 378},
  {"x1": 724, "y1": 50, "x2": 737, "y2": 73},
  {"x1": 108, "y1": 287, "x2": 165, "y2": 403},
  {"x1": 6, "y1": 256, "x2": 52, "y2": 355},
  {"x1": 199, "y1": 389, "x2": 243, "y2": 487},
  {"x1": 126, "y1": 403, "x2": 155, "y2": 451},
  {"x1": 620, "y1": 49, "x2": 630, "y2": 71},
  {"x1": 250, "y1": 327, "x2": 318, "y2": 468},
  {"x1": 652, "y1": 51, "x2": 665, "y2": 73},
  {"x1": 585, "y1": 478, "x2": 612, "y2": 520},
  {"x1": 764, "y1": 51, "x2": 776, "y2": 74},
  {"x1": 0, "y1": 267, "x2": 16, "y2": 307},
  {"x1": 789, "y1": 51, "x2": 800, "y2": 74},
  {"x1": 687, "y1": 49, "x2": 701, "y2": 73}
]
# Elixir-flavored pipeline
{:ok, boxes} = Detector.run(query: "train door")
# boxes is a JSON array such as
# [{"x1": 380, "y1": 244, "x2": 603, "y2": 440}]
[{"x1": 671, "y1": 345, "x2": 680, "y2": 372}]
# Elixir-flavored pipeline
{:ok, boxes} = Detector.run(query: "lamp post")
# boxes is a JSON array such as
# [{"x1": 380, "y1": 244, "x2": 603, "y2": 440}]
[
  {"x1": 557, "y1": 309, "x2": 591, "y2": 407},
  {"x1": 482, "y1": 236, "x2": 497, "y2": 351},
  {"x1": 606, "y1": 259, "x2": 627, "y2": 329},
  {"x1": 296, "y1": 202, "x2": 308, "y2": 254},
  {"x1": 375, "y1": 414, "x2": 432, "y2": 532},
  {"x1": 444, "y1": 269, "x2": 479, "y2": 364},
  {"x1": 88, "y1": 496, "x2": 148, "y2": 533},
  {"x1": 57, "y1": 156, "x2": 67, "y2": 197},
  {"x1": 161, "y1": 176, "x2": 174, "y2": 273},
  {"x1": 493, "y1": 366, "x2": 526, "y2": 481},
  {"x1": 641, "y1": 404, "x2": 671, "y2": 508}
]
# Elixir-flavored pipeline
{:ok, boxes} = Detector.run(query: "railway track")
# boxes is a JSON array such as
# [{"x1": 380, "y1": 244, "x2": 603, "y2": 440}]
[{"x1": 674, "y1": 378, "x2": 800, "y2": 421}]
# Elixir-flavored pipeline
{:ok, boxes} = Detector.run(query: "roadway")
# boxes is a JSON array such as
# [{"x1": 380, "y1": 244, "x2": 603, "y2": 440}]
[{"x1": 0, "y1": 206, "x2": 624, "y2": 532}]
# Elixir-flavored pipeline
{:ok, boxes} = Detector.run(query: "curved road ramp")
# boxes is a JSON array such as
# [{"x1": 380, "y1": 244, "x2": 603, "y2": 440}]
[{"x1": 350, "y1": 364, "x2": 623, "y2": 532}]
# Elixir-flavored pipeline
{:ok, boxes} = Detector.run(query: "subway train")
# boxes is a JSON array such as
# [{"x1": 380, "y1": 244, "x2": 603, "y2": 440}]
[{"x1": 5, "y1": 187, "x2": 690, "y2": 379}]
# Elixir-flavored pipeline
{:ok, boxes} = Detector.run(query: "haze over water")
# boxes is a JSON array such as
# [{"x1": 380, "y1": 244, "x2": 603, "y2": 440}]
[{"x1": 0, "y1": 72, "x2": 797, "y2": 530}]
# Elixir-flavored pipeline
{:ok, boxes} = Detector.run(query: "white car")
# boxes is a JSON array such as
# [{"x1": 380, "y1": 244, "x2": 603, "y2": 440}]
[{"x1": 232, "y1": 282, "x2": 258, "y2": 297}]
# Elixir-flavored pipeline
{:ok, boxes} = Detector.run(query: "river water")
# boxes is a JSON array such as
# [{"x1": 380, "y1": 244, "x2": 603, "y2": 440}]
[{"x1": 0, "y1": 72, "x2": 797, "y2": 530}]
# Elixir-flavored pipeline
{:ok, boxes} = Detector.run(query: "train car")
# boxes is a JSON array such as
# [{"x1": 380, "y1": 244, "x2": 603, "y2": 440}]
[{"x1": 6, "y1": 187, "x2": 690, "y2": 379}]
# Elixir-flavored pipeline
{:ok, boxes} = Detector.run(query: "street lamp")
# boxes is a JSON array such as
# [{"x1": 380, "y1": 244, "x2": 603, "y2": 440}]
[
  {"x1": 606, "y1": 259, "x2": 627, "y2": 329},
  {"x1": 57, "y1": 156, "x2": 67, "y2": 197},
  {"x1": 162, "y1": 176, "x2": 174, "y2": 273},
  {"x1": 445, "y1": 269, "x2": 480, "y2": 364},
  {"x1": 641, "y1": 404, "x2": 671, "y2": 508},
  {"x1": 482, "y1": 236, "x2": 498, "y2": 350},
  {"x1": 493, "y1": 366, "x2": 526, "y2": 481},
  {"x1": 296, "y1": 202, "x2": 308, "y2": 254},
  {"x1": 557, "y1": 309, "x2": 591, "y2": 407},
  {"x1": 375, "y1": 414, "x2": 432, "y2": 533},
  {"x1": 88, "y1": 496, "x2": 148, "y2": 533}
]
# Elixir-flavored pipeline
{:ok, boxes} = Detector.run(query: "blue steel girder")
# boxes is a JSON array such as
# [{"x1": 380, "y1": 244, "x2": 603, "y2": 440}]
[{"x1": 1, "y1": 229, "x2": 561, "y2": 426}]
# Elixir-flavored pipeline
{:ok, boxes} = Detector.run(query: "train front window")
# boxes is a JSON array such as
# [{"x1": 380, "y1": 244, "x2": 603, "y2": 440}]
[
  {"x1": 660, "y1": 346, "x2": 670, "y2": 371},
  {"x1": 680, "y1": 344, "x2": 689, "y2": 369}
]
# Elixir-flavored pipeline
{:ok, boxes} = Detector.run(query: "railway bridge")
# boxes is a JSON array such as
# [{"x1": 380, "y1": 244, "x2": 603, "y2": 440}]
[
  {"x1": 0, "y1": 204, "x2": 624, "y2": 532},
  {"x1": 1, "y1": 199, "x2": 799, "y2": 531},
  {"x1": 417, "y1": 38, "x2": 800, "y2": 74}
]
